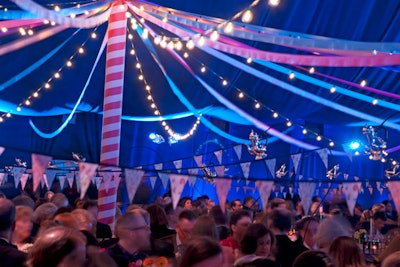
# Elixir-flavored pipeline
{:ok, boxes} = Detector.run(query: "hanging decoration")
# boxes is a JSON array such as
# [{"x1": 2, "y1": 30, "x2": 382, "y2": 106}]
[
  {"x1": 275, "y1": 164, "x2": 288, "y2": 178},
  {"x1": 247, "y1": 130, "x2": 267, "y2": 160},
  {"x1": 385, "y1": 160, "x2": 399, "y2": 179},
  {"x1": 326, "y1": 164, "x2": 340, "y2": 179},
  {"x1": 200, "y1": 164, "x2": 216, "y2": 184},
  {"x1": 363, "y1": 126, "x2": 388, "y2": 161}
]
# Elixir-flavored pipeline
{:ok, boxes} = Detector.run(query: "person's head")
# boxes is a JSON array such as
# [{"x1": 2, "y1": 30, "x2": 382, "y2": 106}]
[
  {"x1": 293, "y1": 250, "x2": 336, "y2": 267},
  {"x1": 26, "y1": 226, "x2": 87, "y2": 267},
  {"x1": 240, "y1": 223, "x2": 274, "y2": 257},
  {"x1": 32, "y1": 202, "x2": 58, "y2": 225},
  {"x1": 179, "y1": 236, "x2": 223, "y2": 267},
  {"x1": 270, "y1": 207, "x2": 293, "y2": 234},
  {"x1": 329, "y1": 236, "x2": 365, "y2": 267},
  {"x1": 296, "y1": 216, "x2": 320, "y2": 249},
  {"x1": 12, "y1": 195, "x2": 35, "y2": 209},
  {"x1": 176, "y1": 209, "x2": 197, "y2": 245},
  {"x1": 179, "y1": 197, "x2": 192, "y2": 210},
  {"x1": 231, "y1": 199, "x2": 243, "y2": 211},
  {"x1": 53, "y1": 212, "x2": 79, "y2": 230},
  {"x1": 82, "y1": 199, "x2": 99, "y2": 220},
  {"x1": 373, "y1": 211, "x2": 387, "y2": 231},
  {"x1": 115, "y1": 212, "x2": 151, "y2": 252},
  {"x1": 71, "y1": 209, "x2": 96, "y2": 235},
  {"x1": 14, "y1": 205, "x2": 34, "y2": 242},
  {"x1": 0, "y1": 198, "x2": 16, "y2": 236},
  {"x1": 146, "y1": 203, "x2": 169, "y2": 227},
  {"x1": 229, "y1": 209, "x2": 252, "y2": 240},
  {"x1": 244, "y1": 196, "x2": 258, "y2": 211},
  {"x1": 381, "y1": 251, "x2": 400, "y2": 267},
  {"x1": 192, "y1": 215, "x2": 219, "y2": 240},
  {"x1": 44, "y1": 191, "x2": 55, "y2": 201},
  {"x1": 50, "y1": 193, "x2": 69, "y2": 208},
  {"x1": 267, "y1": 198, "x2": 287, "y2": 212},
  {"x1": 314, "y1": 216, "x2": 352, "y2": 251},
  {"x1": 209, "y1": 205, "x2": 228, "y2": 226}
]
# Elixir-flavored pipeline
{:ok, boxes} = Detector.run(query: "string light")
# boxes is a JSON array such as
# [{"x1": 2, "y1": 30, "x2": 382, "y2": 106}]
[
  {"x1": 224, "y1": 21, "x2": 234, "y2": 33},
  {"x1": 210, "y1": 30, "x2": 219, "y2": 41},
  {"x1": 330, "y1": 86, "x2": 336, "y2": 93},
  {"x1": 360, "y1": 80, "x2": 367, "y2": 87},
  {"x1": 241, "y1": 9, "x2": 253, "y2": 23},
  {"x1": 309, "y1": 67, "x2": 315, "y2": 74},
  {"x1": 289, "y1": 72, "x2": 295, "y2": 79},
  {"x1": 238, "y1": 92, "x2": 244, "y2": 98}
]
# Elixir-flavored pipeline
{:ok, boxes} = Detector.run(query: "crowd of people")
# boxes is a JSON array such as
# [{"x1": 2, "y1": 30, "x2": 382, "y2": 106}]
[{"x1": 1, "y1": 189, "x2": 400, "y2": 267}]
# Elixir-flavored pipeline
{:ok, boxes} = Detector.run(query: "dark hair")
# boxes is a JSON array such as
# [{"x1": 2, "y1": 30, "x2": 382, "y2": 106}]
[
  {"x1": 329, "y1": 236, "x2": 365, "y2": 267},
  {"x1": 12, "y1": 194, "x2": 35, "y2": 209},
  {"x1": 240, "y1": 223, "x2": 273, "y2": 255},
  {"x1": 178, "y1": 197, "x2": 192, "y2": 208},
  {"x1": 146, "y1": 204, "x2": 169, "y2": 226},
  {"x1": 293, "y1": 250, "x2": 335, "y2": 267},
  {"x1": 229, "y1": 210, "x2": 252, "y2": 228},
  {"x1": 269, "y1": 198, "x2": 286, "y2": 209},
  {"x1": 82, "y1": 199, "x2": 98, "y2": 210},
  {"x1": 209, "y1": 205, "x2": 228, "y2": 225},
  {"x1": 374, "y1": 211, "x2": 387, "y2": 221},
  {"x1": 192, "y1": 215, "x2": 219, "y2": 240},
  {"x1": 270, "y1": 207, "x2": 293, "y2": 232},
  {"x1": 296, "y1": 216, "x2": 319, "y2": 231},
  {"x1": 0, "y1": 198, "x2": 15, "y2": 231},
  {"x1": 179, "y1": 236, "x2": 222, "y2": 267},
  {"x1": 178, "y1": 209, "x2": 197, "y2": 221}
]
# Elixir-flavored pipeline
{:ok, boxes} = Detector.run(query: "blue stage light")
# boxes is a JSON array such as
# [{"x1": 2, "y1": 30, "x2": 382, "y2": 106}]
[{"x1": 350, "y1": 141, "x2": 361, "y2": 150}]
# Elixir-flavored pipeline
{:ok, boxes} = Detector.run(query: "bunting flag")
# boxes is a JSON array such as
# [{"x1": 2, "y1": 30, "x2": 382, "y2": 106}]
[
  {"x1": 149, "y1": 176, "x2": 157, "y2": 189},
  {"x1": 0, "y1": 146, "x2": 4, "y2": 156},
  {"x1": 298, "y1": 182, "x2": 316, "y2": 215},
  {"x1": 154, "y1": 163, "x2": 162, "y2": 171},
  {"x1": 193, "y1": 155, "x2": 203, "y2": 167},
  {"x1": 233, "y1": 145, "x2": 242, "y2": 160},
  {"x1": 20, "y1": 173, "x2": 29, "y2": 190},
  {"x1": 265, "y1": 158, "x2": 276, "y2": 178},
  {"x1": 98, "y1": 172, "x2": 120, "y2": 231},
  {"x1": 344, "y1": 173, "x2": 349, "y2": 180},
  {"x1": 58, "y1": 175, "x2": 66, "y2": 190},
  {"x1": 45, "y1": 169, "x2": 58, "y2": 190},
  {"x1": 342, "y1": 144, "x2": 353, "y2": 162},
  {"x1": 214, "y1": 165, "x2": 225, "y2": 178},
  {"x1": 388, "y1": 181, "x2": 400, "y2": 216},
  {"x1": 215, "y1": 178, "x2": 232, "y2": 213},
  {"x1": 40, "y1": 175, "x2": 46, "y2": 189},
  {"x1": 187, "y1": 168, "x2": 198, "y2": 186},
  {"x1": 12, "y1": 167, "x2": 26, "y2": 188},
  {"x1": 342, "y1": 182, "x2": 362, "y2": 216},
  {"x1": 75, "y1": 172, "x2": 81, "y2": 192},
  {"x1": 31, "y1": 153, "x2": 52, "y2": 191},
  {"x1": 316, "y1": 148, "x2": 329, "y2": 169},
  {"x1": 170, "y1": 174, "x2": 188, "y2": 209},
  {"x1": 124, "y1": 168, "x2": 144, "y2": 204},
  {"x1": 66, "y1": 172, "x2": 75, "y2": 188},
  {"x1": 214, "y1": 150, "x2": 223, "y2": 164},
  {"x1": 93, "y1": 176, "x2": 102, "y2": 190},
  {"x1": 291, "y1": 153, "x2": 302, "y2": 174},
  {"x1": 158, "y1": 172, "x2": 170, "y2": 190},
  {"x1": 240, "y1": 162, "x2": 251, "y2": 179},
  {"x1": 255, "y1": 180, "x2": 274, "y2": 212},
  {"x1": 173, "y1": 160, "x2": 182, "y2": 173},
  {"x1": 0, "y1": 173, "x2": 7, "y2": 185},
  {"x1": 79, "y1": 162, "x2": 98, "y2": 199}
]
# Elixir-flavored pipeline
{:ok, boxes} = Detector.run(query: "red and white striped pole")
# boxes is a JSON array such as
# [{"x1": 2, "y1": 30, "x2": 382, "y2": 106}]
[{"x1": 98, "y1": 0, "x2": 127, "y2": 232}]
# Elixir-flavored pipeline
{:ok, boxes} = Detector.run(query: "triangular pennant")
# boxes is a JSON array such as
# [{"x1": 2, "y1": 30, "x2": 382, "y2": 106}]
[
  {"x1": 102, "y1": 172, "x2": 114, "y2": 194},
  {"x1": 265, "y1": 158, "x2": 276, "y2": 178},
  {"x1": 31, "y1": 154, "x2": 52, "y2": 192},
  {"x1": 94, "y1": 176, "x2": 102, "y2": 190},
  {"x1": 75, "y1": 172, "x2": 81, "y2": 192},
  {"x1": 170, "y1": 174, "x2": 188, "y2": 209},
  {"x1": 299, "y1": 174, "x2": 303, "y2": 180},
  {"x1": 187, "y1": 168, "x2": 198, "y2": 186},
  {"x1": 66, "y1": 172, "x2": 75, "y2": 188},
  {"x1": 291, "y1": 153, "x2": 302, "y2": 174},
  {"x1": 12, "y1": 167, "x2": 26, "y2": 189},
  {"x1": 214, "y1": 150, "x2": 223, "y2": 164},
  {"x1": 173, "y1": 160, "x2": 182, "y2": 173},
  {"x1": 0, "y1": 173, "x2": 6, "y2": 185},
  {"x1": 233, "y1": 145, "x2": 242, "y2": 160},
  {"x1": 342, "y1": 144, "x2": 353, "y2": 162},
  {"x1": 342, "y1": 182, "x2": 362, "y2": 216},
  {"x1": 388, "y1": 181, "x2": 400, "y2": 216},
  {"x1": 45, "y1": 169, "x2": 58, "y2": 190},
  {"x1": 214, "y1": 165, "x2": 225, "y2": 177},
  {"x1": 41, "y1": 175, "x2": 46, "y2": 189},
  {"x1": 158, "y1": 172, "x2": 170, "y2": 190},
  {"x1": 193, "y1": 155, "x2": 202, "y2": 167},
  {"x1": 240, "y1": 162, "x2": 251, "y2": 179},
  {"x1": 246, "y1": 179, "x2": 250, "y2": 186},
  {"x1": 124, "y1": 169, "x2": 144, "y2": 204},
  {"x1": 149, "y1": 176, "x2": 157, "y2": 189},
  {"x1": 215, "y1": 178, "x2": 232, "y2": 213},
  {"x1": 298, "y1": 182, "x2": 317, "y2": 215},
  {"x1": 20, "y1": 174, "x2": 29, "y2": 190},
  {"x1": 344, "y1": 173, "x2": 349, "y2": 180},
  {"x1": 58, "y1": 175, "x2": 67, "y2": 190},
  {"x1": 316, "y1": 148, "x2": 329, "y2": 169},
  {"x1": 79, "y1": 162, "x2": 98, "y2": 199},
  {"x1": 154, "y1": 163, "x2": 163, "y2": 171},
  {"x1": 0, "y1": 146, "x2": 5, "y2": 156},
  {"x1": 255, "y1": 180, "x2": 274, "y2": 212}
]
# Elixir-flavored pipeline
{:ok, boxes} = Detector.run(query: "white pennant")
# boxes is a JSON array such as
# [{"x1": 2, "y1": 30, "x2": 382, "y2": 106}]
[
  {"x1": 265, "y1": 158, "x2": 276, "y2": 178},
  {"x1": 214, "y1": 165, "x2": 225, "y2": 178},
  {"x1": 173, "y1": 160, "x2": 182, "y2": 173},
  {"x1": 193, "y1": 155, "x2": 203, "y2": 167},
  {"x1": 12, "y1": 167, "x2": 26, "y2": 189},
  {"x1": 79, "y1": 162, "x2": 98, "y2": 199},
  {"x1": 215, "y1": 178, "x2": 232, "y2": 213},
  {"x1": 45, "y1": 169, "x2": 58, "y2": 190},
  {"x1": 240, "y1": 162, "x2": 251, "y2": 179},
  {"x1": 124, "y1": 169, "x2": 144, "y2": 203},
  {"x1": 255, "y1": 180, "x2": 274, "y2": 212},
  {"x1": 75, "y1": 172, "x2": 81, "y2": 192},
  {"x1": 0, "y1": 146, "x2": 5, "y2": 156},
  {"x1": 214, "y1": 150, "x2": 223, "y2": 164},
  {"x1": 291, "y1": 153, "x2": 302, "y2": 174},
  {"x1": 158, "y1": 172, "x2": 170, "y2": 190},
  {"x1": 66, "y1": 172, "x2": 75, "y2": 188},
  {"x1": 58, "y1": 175, "x2": 66, "y2": 190},
  {"x1": 31, "y1": 153, "x2": 52, "y2": 191},
  {"x1": 316, "y1": 148, "x2": 329, "y2": 169},
  {"x1": 149, "y1": 176, "x2": 157, "y2": 189},
  {"x1": 298, "y1": 182, "x2": 316, "y2": 215},
  {"x1": 342, "y1": 182, "x2": 362, "y2": 216},
  {"x1": 20, "y1": 173, "x2": 29, "y2": 190},
  {"x1": 0, "y1": 173, "x2": 7, "y2": 185},
  {"x1": 170, "y1": 174, "x2": 188, "y2": 209},
  {"x1": 154, "y1": 163, "x2": 163, "y2": 171},
  {"x1": 233, "y1": 145, "x2": 242, "y2": 160},
  {"x1": 187, "y1": 168, "x2": 198, "y2": 186}
]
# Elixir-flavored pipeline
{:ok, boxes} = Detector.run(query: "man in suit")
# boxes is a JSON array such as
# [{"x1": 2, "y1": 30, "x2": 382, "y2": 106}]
[
  {"x1": 0, "y1": 198, "x2": 27, "y2": 267},
  {"x1": 284, "y1": 184, "x2": 301, "y2": 207}
]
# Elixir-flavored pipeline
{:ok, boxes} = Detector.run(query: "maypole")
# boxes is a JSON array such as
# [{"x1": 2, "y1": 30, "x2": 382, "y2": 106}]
[{"x1": 97, "y1": 0, "x2": 127, "y2": 231}]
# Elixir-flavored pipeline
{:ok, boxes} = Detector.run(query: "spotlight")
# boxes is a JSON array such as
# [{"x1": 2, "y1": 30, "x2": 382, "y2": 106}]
[{"x1": 350, "y1": 141, "x2": 361, "y2": 150}]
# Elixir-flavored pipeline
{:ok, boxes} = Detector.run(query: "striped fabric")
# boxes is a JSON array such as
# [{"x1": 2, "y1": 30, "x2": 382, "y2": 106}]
[{"x1": 98, "y1": 1, "x2": 127, "y2": 231}]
